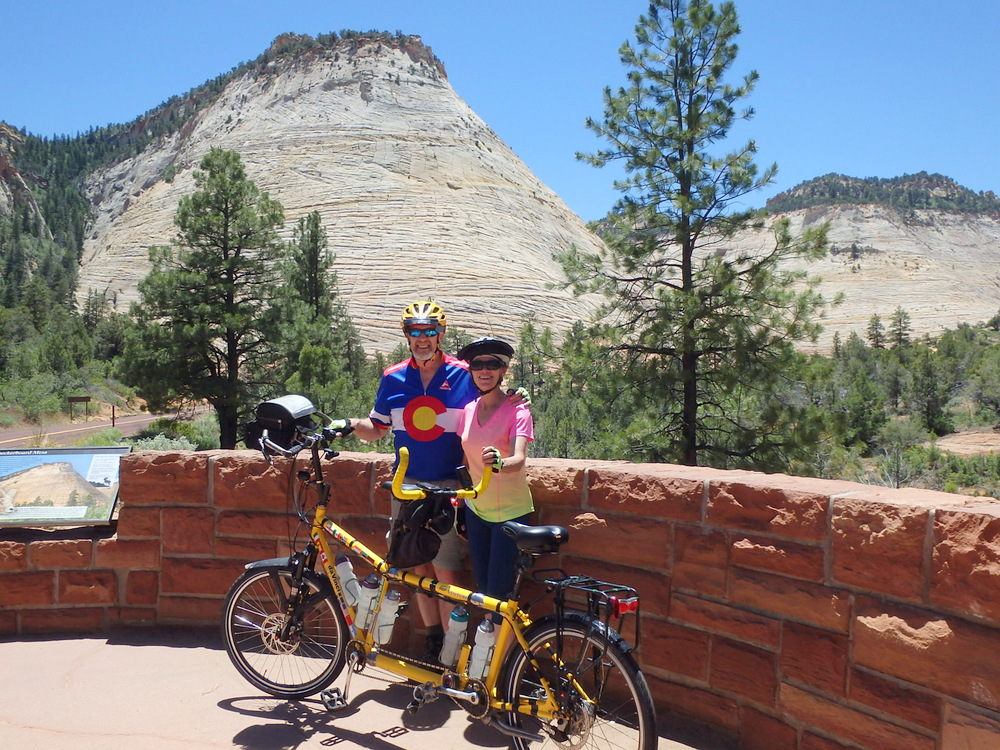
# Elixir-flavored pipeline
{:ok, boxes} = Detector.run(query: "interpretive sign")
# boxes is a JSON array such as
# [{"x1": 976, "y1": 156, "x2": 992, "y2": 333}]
[{"x1": 0, "y1": 446, "x2": 131, "y2": 527}]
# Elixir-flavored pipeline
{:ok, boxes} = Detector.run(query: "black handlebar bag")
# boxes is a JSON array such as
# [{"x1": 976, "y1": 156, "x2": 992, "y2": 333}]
[
  {"x1": 243, "y1": 395, "x2": 318, "y2": 450},
  {"x1": 385, "y1": 493, "x2": 456, "y2": 569}
]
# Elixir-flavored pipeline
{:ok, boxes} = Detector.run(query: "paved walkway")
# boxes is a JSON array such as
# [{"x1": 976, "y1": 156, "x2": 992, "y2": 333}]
[{"x1": 0, "y1": 628, "x2": 734, "y2": 749}]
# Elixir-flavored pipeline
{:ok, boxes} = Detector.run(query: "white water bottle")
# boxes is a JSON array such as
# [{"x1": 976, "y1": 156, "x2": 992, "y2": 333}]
[
  {"x1": 374, "y1": 589, "x2": 403, "y2": 645},
  {"x1": 468, "y1": 618, "x2": 496, "y2": 680},
  {"x1": 335, "y1": 554, "x2": 360, "y2": 608},
  {"x1": 355, "y1": 573, "x2": 381, "y2": 630},
  {"x1": 439, "y1": 605, "x2": 470, "y2": 668}
]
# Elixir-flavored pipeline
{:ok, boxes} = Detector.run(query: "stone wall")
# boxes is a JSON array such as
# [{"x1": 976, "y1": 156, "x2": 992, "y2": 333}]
[{"x1": 3, "y1": 449, "x2": 1000, "y2": 748}]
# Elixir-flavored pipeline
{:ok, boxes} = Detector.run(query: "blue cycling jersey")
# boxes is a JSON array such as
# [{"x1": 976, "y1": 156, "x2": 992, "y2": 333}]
[{"x1": 369, "y1": 354, "x2": 477, "y2": 481}]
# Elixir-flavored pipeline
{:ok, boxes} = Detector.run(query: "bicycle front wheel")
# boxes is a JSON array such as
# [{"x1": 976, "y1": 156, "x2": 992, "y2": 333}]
[
  {"x1": 499, "y1": 612, "x2": 656, "y2": 750},
  {"x1": 222, "y1": 565, "x2": 347, "y2": 699}
]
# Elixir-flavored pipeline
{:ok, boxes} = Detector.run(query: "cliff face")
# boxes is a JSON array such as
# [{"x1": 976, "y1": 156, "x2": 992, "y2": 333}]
[
  {"x1": 75, "y1": 36, "x2": 602, "y2": 351},
  {"x1": 728, "y1": 204, "x2": 1000, "y2": 350},
  {"x1": 0, "y1": 124, "x2": 46, "y2": 235}
]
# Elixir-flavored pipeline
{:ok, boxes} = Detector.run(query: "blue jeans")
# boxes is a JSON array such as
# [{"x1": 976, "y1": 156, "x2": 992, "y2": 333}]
[{"x1": 465, "y1": 510, "x2": 531, "y2": 621}]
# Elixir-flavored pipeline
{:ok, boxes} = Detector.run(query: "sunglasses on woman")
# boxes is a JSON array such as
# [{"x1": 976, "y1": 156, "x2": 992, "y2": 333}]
[
  {"x1": 470, "y1": 358, "x2": 504, "y2": 371},
  {"x1": 406, "y1": 328, "x2": 441, "y2": 338}
]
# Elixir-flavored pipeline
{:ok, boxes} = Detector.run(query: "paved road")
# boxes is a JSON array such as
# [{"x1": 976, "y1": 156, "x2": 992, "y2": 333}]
[{"x1": 0, "y1": 408, "x2": 212, "y2": 449}]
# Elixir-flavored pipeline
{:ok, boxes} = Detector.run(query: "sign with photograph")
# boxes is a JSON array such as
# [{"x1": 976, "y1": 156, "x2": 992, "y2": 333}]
[{"x1": 0, "y1": 446, "x2": 131, "y2": 527}]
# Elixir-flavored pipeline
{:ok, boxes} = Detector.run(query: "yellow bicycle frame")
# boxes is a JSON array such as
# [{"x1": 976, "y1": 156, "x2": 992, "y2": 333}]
[{"x1": 300, "y1": 446, "x2": 592, "y2": 721}]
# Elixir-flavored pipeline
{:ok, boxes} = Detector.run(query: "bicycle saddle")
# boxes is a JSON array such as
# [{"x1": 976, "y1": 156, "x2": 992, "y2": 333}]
[{"x1": 502, "y1": 521, "x2": 569, "y2": 554}]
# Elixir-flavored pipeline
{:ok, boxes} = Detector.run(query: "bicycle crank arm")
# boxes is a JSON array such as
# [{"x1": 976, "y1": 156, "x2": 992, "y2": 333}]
[{"x1": 485, "y1": 716, "x2": 543, "y2": 742}]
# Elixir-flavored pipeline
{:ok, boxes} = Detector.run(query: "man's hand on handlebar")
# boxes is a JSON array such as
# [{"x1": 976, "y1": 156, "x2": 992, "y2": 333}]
[{"x1": 328, "y1": 419, "x2": 355, "y2": 438}]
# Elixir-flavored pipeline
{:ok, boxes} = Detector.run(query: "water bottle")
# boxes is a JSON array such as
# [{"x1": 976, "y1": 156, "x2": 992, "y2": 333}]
[
  {"x1": 439, "y1": 605, "x2": 469, "y2": 668},
  {"x1": 468, "y1": 618, "x2": 496, "y2": 680},
  {"x1": 355, "y1": 573, "x2": 381, "y2": 630},
  {"x1": 335, "y1": 554, "x2": 360, "y2": 608},
  {"x1": 374, "y1": 590, "x2": 403, "y2": 645}
]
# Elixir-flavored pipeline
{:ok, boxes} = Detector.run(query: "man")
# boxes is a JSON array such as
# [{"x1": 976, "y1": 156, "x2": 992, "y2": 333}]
[{"x1": 337, "y1": 301, "x2": 481, "y2": 660}]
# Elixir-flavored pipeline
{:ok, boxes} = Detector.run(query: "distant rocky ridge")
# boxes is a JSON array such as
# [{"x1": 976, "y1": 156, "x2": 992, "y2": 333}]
[
  {"x1": 71, "y1": 33, "x2": 604, "y2": 352},
  {"x1": 729, "y1": 203, "x2": 1000, "y2": 350},
  {"x1": 5, "y1": 34, "x2": 999, "y2": 355}
]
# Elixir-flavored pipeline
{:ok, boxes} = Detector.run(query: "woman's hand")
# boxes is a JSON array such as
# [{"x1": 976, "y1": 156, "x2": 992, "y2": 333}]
[{"x1": 482, "y1": 446, "x2": 504, "y2": 472}]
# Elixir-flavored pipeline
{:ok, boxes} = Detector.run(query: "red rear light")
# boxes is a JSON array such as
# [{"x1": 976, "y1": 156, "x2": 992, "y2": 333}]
[{"x1": 610, "y1": 595, "x2": 639, "y2": 617}]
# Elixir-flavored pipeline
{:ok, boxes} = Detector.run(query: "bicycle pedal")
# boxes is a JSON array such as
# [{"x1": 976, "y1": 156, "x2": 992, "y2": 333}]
[{"x1": 321, "y1": 687, "x2": 348, "y2": 712}]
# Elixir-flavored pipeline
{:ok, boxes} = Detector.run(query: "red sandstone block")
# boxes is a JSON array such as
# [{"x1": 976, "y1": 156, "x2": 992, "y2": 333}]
[
  {"x1": 526, "y1": 458, "x2": 588, "y2": 508},
  {"x1": 673, "y1": 526, "x2": 728, "y2": 597},
  {"x1": 941, "y1": 703, "x2": 1000, "y2": 749},
  {"x1": 646, "y1": 673, "x2": 740, "y2": 735},
  {"x1": 642, "y1": 617, "x2": 709, "y2": 680},
  {"x1": 587, "y1": 464, "x2": 703, "y2": 522},
  {"x1": 0, "y1": 610, "x2": 16, "y2": 634},
  {"x1": 120, "y1": 450, "x2": 211, "y2": 505},
  {"x1": 780, "y1": 683, "x2": 935, "y2": 750},
  {"x1": 709, "y1": 637, "x2": 778, "y2": 707},
  {"x1": 371, "y1": 454, "x2": 397, "y2": 517},
  {"x1": 542, "y1": 507, "x2": 670, "y2": 570},
  {"x1": 30, "y1": 539, "x2": 93, "y2": 569},
  {"x1": 0, "y1": 571, "x2": 55, "y2": 607},
  {"x1": 126, "y1": 570, "x2": 159, "y2": 606},
  {"x1": 831, "y1": 496, "x2": 929, "y2": 601},
  {"x1": 801, "y1": 732, "x2": 856, "y2": 750},
  {"x1": 161, "y1": 557, "x2": 246, "y2": 597},
  {"x1": 930, "y1": 504, "x2": 1000, "y2": 623},
  {"x1": 730, "y1": 534, "x2": 826, "y2": 583},
  {"x1": 158, "y1": 595, "x2": 224, "y2": 624},
  {"x1": 729, "y1": 569, "x2": 850, "y2": 633},
  {"x1": 849, "y1": 667, "x2": 941, "y2": 731},
  {"x1": 115, "y1": 506, "x2": 161, "y2": 538},
  {"x1": 321, "y1": 452, "x2": 374, "y2": 516},
  {"x1": 670, "y1": 592, "x2": 781, "y2": 649},
  {"x1": 215, "y1": 536, "x2": 281, "y2": 561},
  {"x1": 216, "y1": 509, "x2": 295, "y2": 538},
  {"x1": 739, "y1": 706, "x2": 798, "y2": 750},
  {"x1": 708, "y1": 476, "x2": 840, "y2": 542},
  {"x1": 95, "y1": 538, "x2": 160, "y2": 569},
  {"x1": 162, "y1": 507, "x2": 215, "y2": 554},
  {"x1": 108, "y1": 606, "x2": 158, "y2": 627},
  {"x1": 852, "y1": 595, "x2": 1000, "y2": 713},
  {"x1": 20, "y1": 607, "x2": 107, "y2": 633},
  {"x1": 210, "y1": 450, "x2": 292, "y2": 510},
  {"x1": 781, "y1": 621, "x2": 848, "y2": 697},
  {"x1": 0, "y1": 541, "x2": 27, "y2": 571},
  {"x1": 59, "y1": 570, "x2": 117, "y2": 604}
]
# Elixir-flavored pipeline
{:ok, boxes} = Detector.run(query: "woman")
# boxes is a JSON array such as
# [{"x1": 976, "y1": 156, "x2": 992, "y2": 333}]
[{"x1": 455, "y1": 337, "x2": 535, "y2": 611}]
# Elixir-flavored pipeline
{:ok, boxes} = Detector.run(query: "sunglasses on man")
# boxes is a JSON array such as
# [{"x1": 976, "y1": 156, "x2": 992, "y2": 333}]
[
  {"x1": 470, "y1": 358, "x2": 504, "y2": 371},
  {"x1": 406, "y1": 328, "x2": 441, "y2": 338}
]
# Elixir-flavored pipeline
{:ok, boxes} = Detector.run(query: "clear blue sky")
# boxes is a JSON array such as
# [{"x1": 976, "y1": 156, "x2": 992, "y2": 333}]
[{"x1": 4, "y1": 0, "x2": 998, "y2": 221}]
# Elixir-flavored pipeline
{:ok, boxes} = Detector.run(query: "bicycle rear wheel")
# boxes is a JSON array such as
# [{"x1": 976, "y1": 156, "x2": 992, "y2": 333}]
[
  {"x1": 222, "y1": 565, "x2": 347, "y2": 699},
  {"x1": 499, "y1": 612, "x2": 656, "y2": 750}
]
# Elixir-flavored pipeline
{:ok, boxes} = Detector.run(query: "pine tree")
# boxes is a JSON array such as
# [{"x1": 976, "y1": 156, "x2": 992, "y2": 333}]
[
  {"x1": 122, "y1": 148, "x2": 286, "y2": 448},
  {"x1": 559, "y1": 0, "x2": 829, "y2": 467}
]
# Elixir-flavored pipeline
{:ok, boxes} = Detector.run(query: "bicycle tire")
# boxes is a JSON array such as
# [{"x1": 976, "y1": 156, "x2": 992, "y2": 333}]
[
  {"x1": 499, "y1": 612, "x2": 656, "y2": 750},
  {"x1": 222, "y1": 565, "x2": 347, "y2": 699}
]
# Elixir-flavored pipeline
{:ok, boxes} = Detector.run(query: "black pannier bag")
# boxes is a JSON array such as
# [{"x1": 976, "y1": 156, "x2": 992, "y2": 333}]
[{"x1": 243, "y1": 395, "x2": 318, "y2": 450}]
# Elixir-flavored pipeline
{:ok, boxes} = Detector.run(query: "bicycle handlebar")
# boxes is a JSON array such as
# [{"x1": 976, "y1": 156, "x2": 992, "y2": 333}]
[
  {"x1": 391, "y1": 446, "x2": 491, "y2": 500},
  {"x1": 256, "y1": 427, "x2": 491, "y2": 500}
]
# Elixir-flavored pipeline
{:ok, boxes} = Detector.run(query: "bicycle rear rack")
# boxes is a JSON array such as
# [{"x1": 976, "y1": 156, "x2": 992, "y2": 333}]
[{"x1": 535, "y1": 571, "x2": 642, "y2": 650}]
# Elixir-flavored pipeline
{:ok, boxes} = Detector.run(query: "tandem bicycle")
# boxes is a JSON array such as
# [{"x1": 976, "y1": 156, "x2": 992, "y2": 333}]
[{"x1": 222, "y1": 396, "x2": 656, "y2": 749}]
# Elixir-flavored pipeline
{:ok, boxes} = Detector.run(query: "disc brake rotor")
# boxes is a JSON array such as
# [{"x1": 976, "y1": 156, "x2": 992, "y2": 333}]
[{"x1": 259, "y1": 613, "x2": 300, "y2": 655}]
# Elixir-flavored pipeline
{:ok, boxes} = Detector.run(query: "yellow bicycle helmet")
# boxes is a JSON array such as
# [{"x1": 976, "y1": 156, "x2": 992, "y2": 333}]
[{"x1": 400, "y1": 301, "x2": 447, "y2": 330}]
